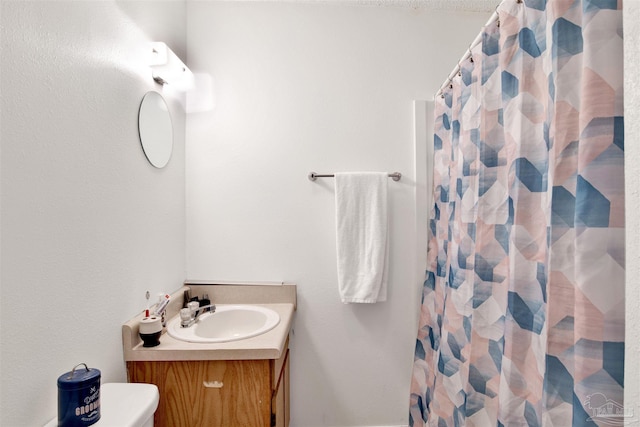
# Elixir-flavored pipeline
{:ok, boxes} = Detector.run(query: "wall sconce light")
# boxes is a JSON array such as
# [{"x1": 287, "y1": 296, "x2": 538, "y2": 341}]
[{"x1": 149, "y1": 42, "x2": 194, "y2": 91}]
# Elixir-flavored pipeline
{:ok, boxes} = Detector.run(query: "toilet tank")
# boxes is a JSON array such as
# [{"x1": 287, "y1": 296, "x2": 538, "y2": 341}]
[
  {"x1": 45, "y1": 383, "x2": 159, "y2": 427},
  {"x1": 101, "y1": 383, "x2": 159, "y2": 427}
]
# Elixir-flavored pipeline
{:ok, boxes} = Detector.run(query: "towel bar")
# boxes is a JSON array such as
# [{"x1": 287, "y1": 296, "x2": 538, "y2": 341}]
[{"x1": 308, "y1": 172, "x2": 402, "y2": 182}]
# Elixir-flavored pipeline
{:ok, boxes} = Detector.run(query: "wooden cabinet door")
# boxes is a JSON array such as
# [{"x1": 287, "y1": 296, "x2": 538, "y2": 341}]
[
  {"x1": 128, "y1": 360, "x2": 272, "y2": 427},
  {"x1": 271, "y1": 350, "x2": 290, "y2": 427}
]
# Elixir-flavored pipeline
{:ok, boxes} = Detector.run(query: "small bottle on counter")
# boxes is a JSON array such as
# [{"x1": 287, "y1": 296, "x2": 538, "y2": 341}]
[{"x1": 200, "y1": 293, "x2": 211, "y2": 313}]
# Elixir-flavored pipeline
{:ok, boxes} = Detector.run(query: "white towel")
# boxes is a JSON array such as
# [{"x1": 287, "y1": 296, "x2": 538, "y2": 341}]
[{"x1": 334, "y1": 172, "x2": 389, "y2": 303}]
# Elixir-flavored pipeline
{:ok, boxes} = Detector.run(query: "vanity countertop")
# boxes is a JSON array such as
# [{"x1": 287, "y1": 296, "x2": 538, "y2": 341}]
[{"x1": 122, "y1": 283, "x2": 296, "y2": 361}]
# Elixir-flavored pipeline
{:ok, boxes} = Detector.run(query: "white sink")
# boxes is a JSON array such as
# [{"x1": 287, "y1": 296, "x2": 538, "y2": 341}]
[{"x1": 167, "y1": 305, "x2": 280, "y2": 343}]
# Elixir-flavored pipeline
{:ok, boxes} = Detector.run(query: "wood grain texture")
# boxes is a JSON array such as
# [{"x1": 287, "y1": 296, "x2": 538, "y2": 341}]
[
  {"x1": 272, "y1": 351, "x2": 290, "y2": 427},
  {"x1": 128, "y1": 359, "x2": 272, "y2": 427}
]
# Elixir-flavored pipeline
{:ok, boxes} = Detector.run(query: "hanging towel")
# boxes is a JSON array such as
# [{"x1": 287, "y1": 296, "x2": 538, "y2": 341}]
[{"x1": 334, "y1": 172, "x2": 389, "y2": 303}]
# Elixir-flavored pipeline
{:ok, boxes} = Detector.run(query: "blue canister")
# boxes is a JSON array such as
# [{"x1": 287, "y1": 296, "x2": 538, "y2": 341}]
[{"x1": 57, "y1": 363, "x2": 101, "y2": 427}]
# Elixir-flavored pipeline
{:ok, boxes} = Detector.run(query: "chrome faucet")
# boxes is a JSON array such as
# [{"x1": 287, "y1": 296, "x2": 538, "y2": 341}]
[{"x1": 180, "y1": 301, "x2": 216, "y2": 328}]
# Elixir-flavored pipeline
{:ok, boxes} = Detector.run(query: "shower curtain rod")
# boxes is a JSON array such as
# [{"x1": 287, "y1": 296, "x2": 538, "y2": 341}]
[{"x1": 434, "y1": 7, "x2": 500, "y2": 98}]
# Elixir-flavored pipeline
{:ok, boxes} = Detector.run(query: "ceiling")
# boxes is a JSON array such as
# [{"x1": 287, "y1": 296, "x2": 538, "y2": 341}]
[
  {"x1": 342, "y1": 0, "x2": 496, "y2": 11},
  {"x1": 218, "y1": 0, "x2": 497, "y2": 12}
]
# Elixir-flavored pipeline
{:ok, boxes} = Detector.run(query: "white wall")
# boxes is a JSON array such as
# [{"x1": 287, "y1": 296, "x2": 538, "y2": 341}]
[
  {"x1": 3, "y1": 2, "x2": 633, "y2": 426},
  {"x1": 0, "y1": 1, "x2": 186, "y2": 425},
  {"x1": 624, "y1": 0, "x2": 640, "y2": 416},
  {"x1": 185, "y1": 4, "x2": 487, "y2": 425}
]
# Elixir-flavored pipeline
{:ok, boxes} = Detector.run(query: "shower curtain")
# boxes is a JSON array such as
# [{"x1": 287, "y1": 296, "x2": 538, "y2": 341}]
[{"x1": 410, "y1": 1, "x2": 624, "y2": 426}]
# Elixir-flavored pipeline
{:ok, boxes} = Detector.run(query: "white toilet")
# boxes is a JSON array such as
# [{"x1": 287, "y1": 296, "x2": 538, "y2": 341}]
[{"x1": 45, "y1": 383, "x2": 159, "y2": 427}]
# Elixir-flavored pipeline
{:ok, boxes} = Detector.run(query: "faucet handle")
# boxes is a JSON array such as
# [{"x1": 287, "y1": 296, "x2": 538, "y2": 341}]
[
  {"x1": 187, "y1": 301, "x2": 201, "y2": 318},
  {"x1": 180, "y1": 308, "x2": 192, "y2": 323}
]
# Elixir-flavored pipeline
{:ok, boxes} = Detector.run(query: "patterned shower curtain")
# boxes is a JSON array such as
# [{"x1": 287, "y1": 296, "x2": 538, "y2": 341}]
[{"x1": 410, "y1": 1, "x2": 624, "y2": 426}]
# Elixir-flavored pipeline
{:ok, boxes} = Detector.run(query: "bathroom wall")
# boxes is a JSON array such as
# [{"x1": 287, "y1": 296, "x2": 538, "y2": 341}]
[
  {"x1": 1, "y1": 1, "x2": 635, "y2": 426},
  {"x1": 624, "y1": 0, "x2": 640, "y2": 415},
  {"x1": 185, "y1": 3, "x2": 488, "y2": 425},
  {"x1": 0, "y1": 1, "x2": 186, "y2": 425}
]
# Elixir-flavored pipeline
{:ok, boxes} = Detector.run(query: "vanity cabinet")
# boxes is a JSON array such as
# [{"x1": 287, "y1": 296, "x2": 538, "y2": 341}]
[{"x1": 126, "y1": 346, "x2": 290, "y2": 427}]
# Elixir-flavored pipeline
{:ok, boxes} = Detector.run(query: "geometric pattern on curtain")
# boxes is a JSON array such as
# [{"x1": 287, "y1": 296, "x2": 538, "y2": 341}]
[{"x1": 410, "y1": 1, "x2": 625, "y2": 426}]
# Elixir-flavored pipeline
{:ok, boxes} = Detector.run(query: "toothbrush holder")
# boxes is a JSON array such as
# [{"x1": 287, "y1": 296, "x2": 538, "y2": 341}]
[{"x1": 139, "y1": 316, "x2": 162, "y2": 347}]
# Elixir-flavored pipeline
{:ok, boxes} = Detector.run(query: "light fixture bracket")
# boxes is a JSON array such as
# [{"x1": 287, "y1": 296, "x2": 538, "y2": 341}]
[{"x1": 149, "y1": 42, "x2": 193, "y2": 91}]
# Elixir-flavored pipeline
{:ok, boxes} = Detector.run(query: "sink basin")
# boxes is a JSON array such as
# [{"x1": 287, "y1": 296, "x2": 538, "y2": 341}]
[{"x1": 166, "y1": 305, "x2": 280, "y2": 343}]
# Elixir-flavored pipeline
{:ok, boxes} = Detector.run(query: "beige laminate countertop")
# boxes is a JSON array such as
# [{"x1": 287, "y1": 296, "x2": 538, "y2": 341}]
[{"x1": 122, "y1": 283, "x2": 296, "y2": 361}]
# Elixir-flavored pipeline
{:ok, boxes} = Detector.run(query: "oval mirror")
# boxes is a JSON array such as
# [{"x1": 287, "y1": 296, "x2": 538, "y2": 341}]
[{"x1": 138, "y1": 91, "x2": 173, "y2": 168}]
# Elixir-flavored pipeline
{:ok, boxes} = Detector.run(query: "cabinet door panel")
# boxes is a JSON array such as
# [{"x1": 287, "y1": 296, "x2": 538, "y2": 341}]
[
  {"x1": 198, "y1": 360, "x2": 271, "y2": 426},
  {"x1": 271, "y1": 350, "x2": 290, "y2": 427},
  {"x1": 128, "y1": 360, "x2": 272, "y2": 427}
]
